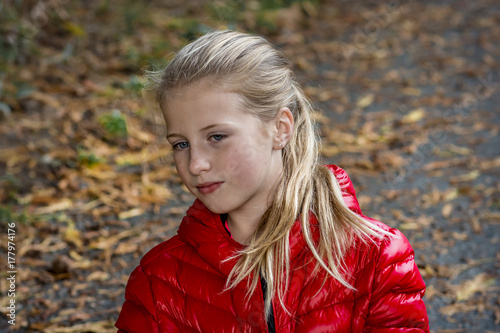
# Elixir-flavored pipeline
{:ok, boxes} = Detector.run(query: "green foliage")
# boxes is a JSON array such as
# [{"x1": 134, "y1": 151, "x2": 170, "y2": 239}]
[
  {"x1": 0, "y1": 205, "x2": 31, "y2": 224},
  {"x1": 0, "y1": 174, "x2": 21, "y2": 202},
  {"x1": 207, "y1": 0, "x2": 318, "y2": 34},
  {"x1": 124, "y1": 75, "x2": 144, "y2": 95},
  {"x1": 98, "y1": 110, "x2": 128, "y2": 138},
  {"x1": 0, "y1": 205, "x2": 14, "y2": 223},
  {"x1": 76, "y1": 145, "x2": 104, "y2": 167}
]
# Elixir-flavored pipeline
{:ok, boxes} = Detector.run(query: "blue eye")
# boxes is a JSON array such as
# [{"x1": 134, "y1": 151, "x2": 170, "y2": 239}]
[
  {"x1": 211, "y1": 134, "x2": 224, "y2": 141},
  {"x1": 173, "y1": 142, "x2": 189, "y2": 150}
]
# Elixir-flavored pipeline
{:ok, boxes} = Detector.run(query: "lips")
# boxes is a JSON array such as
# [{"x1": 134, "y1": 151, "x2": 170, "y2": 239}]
[{"x1": 196, "y1": 182, "x2": 223, "y2": 195}]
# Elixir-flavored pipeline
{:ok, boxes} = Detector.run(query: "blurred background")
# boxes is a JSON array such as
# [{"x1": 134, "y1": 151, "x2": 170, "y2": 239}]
[{"x1": 0, "y1": 0, "x2": 499, "y2": 331}]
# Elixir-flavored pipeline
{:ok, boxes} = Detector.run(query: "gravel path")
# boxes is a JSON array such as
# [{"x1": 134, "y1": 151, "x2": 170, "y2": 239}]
[{"x1": 292, "y1": 1, "x2": 500, "y2": 331}]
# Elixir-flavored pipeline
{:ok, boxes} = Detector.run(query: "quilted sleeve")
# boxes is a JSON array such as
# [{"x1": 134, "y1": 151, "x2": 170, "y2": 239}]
[
  {"x1": 115, "y1": 265, "x2": 159, "y2": 333},
  {"x1": 363, "y1": 228, "x2": 429, "y2": 333}
]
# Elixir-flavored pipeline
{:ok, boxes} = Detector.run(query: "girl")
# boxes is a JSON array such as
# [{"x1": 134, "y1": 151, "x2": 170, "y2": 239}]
[{"x1": 116, "y1": 30, "x2": 429, "y2": 332}]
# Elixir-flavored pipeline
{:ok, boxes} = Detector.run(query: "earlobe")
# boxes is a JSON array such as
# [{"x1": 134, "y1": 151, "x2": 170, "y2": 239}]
[{"x1": 274, "y1": 107, "x2": 294, "y2": 149}]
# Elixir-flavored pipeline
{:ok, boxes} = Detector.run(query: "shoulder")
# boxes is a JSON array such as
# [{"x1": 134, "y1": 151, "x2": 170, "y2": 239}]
[
  {"x1": 357, "y1": 219, "x2": 429, "y2": 331},
  {"x1": 354, "y1": 216, "x2": 426, "y2": 302},
  {"x1": 351, "y1": 216, "x2": 416, "y2": 274},
  {"x1": 368, "y1": 218, "x2": 416, "y2": 269},
  {"x1": 139, "y1": 235, "x2": 189, "y2": 272}
]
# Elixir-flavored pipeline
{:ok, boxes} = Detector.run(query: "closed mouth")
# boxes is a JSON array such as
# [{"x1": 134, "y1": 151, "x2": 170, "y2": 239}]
[{"x1": 196, "y1": 182, "x2": 223, "y2": 194}]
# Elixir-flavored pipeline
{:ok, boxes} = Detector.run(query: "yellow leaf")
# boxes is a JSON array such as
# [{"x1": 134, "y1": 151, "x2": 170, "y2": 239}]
[
  {"x1": 86, "y1": 271, "x2": 110, "y2": 282},
  {"x1": 33, "y1": 199, "x2": 73, "y2": 215},
  {"x1": 115, "y1": 151, "x2": 148, "y2": 165},
  {"x1": 114, "y1": 242, "x2": 138, "y2": 255},
  {"x1": 452, "y1": 231, "x2": 468, "y2": 241},
  {"x1": 356, "y1": 94, "x2": 374, "y2": 108},
  {"x1": 401, "y1": 108, "x2": 426, "y2": 123},
  {"x1": 83, "y1": 167, "x2": 117, "y2": 180},
  {"x1": 455, "y1": 273, "x2": 495, "y2": 301},
  {"x1": 441, "y1": 203, "x2": 453, "y2": 218},
  {"x1": 64, "y1": 22, "x2": 86, "y2": 37},
  {"x1": 64, "y1": 222, "x2": 83, "y2": 248},
  {"x1": 118, "y1": 208, "x2": 144, "y2": 220},
  {"x1": 453, "y1": 170, "x2": 480, "y2": 182},
  {"x1": 89, "y1": 228, "x2": 141, "y2": 250},
  {"x1": 445, "y1": 144, "x2": 472, "y2": 155},
  {"x1": 399, "y1": 222, "x2": 419, "y2": 230},
  {"x1": 443, "y1": 188, "x2": 458, "y2": 201}
]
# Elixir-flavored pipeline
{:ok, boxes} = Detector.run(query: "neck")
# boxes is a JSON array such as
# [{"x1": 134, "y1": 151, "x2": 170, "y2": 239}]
[
  {"x1": 227, "y1": 155, "x2": 283, "y2": 245},
  {"x1": 227, "y1": 210, "x2": 263, "y2": 245}
]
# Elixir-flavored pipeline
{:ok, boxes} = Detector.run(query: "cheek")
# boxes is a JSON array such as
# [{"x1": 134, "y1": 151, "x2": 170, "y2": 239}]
[
  {"x1": 173, "y1": 154, "x2": 189, "y2": 183},
  {"x1": 223, "y1": 141, "x2": 268, "y2": 180}
]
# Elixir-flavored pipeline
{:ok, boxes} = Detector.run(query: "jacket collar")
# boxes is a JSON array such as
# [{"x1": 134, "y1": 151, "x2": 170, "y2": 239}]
[{"x1": 176, "y1": 165, "x2": 362, "y2": 276}]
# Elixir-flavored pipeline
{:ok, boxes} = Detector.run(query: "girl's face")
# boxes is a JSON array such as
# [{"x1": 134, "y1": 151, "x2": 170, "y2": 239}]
[{"x1": 163, "y1": 82, "x2": 284, "y2": 219}]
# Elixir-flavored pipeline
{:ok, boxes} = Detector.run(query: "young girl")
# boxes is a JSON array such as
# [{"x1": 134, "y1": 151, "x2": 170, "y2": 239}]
[{"x1": 116, "y1": 30, "x2": 429, "y2": 332}]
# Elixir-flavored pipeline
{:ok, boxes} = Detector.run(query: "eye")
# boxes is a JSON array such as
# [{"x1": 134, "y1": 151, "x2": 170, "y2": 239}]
[
  {"x1": 172, "y1": 141, "x2": 189, "y2": 150},
  {"x1": 210, "y1": 134, "x2": 226, "y2": 142}
]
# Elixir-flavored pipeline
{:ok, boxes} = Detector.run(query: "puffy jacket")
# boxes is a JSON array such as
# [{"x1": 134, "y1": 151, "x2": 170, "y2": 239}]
[{"x1": 116, "y1": 165, "x2": 429, "y2": 332}]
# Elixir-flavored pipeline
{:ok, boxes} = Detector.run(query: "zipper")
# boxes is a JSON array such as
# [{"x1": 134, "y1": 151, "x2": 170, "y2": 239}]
[{"x1": 260, "y1": 275, "x2": 276, "y2": 333}]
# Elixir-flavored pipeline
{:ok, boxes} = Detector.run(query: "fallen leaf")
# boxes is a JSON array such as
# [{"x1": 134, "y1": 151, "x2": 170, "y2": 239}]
[
  {"x1": 86, "y1": 271, "x2": 110, "y2": 282},
  {"x1": 479, "y1": 157, "x2": 500, "y2": 170},
  {"x1": 118, "y1": 208, "x2": 144, "y2": 220},
  {"x1": 451, "y1": 170, "x2": 480, "y2": 182},
  {"x1": 442, "y1": 203, "x2": 453, "y2": 218},
  {"x1": 455, "y1": 273, "x2": 495, "y2": 301},
  {"x1": 401, "y1": 108, "x2": 426, "y2": 124},
  {"x1": 33, "y1": 199, "x2": 73, "y2": 215},
  {"x1": 64, "y1": 222, "x2": 83, "y2": 248},
  {"x1": 356, "y1": 94, "x2": 374, "y2": 108}
]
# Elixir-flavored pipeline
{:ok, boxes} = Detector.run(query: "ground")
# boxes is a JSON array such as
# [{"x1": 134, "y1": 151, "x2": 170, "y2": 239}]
[{"x1": 0, "y1": 0, "x2": 499, "y2": 332}]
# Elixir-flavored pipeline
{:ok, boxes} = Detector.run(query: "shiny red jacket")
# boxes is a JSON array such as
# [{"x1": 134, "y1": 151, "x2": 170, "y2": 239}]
[{"x1": 116, "y1": 165, "x2": 429, "y2": 332}]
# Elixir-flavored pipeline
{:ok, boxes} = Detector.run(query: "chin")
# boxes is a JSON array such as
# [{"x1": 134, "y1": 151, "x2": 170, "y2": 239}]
[{"x1": 200, "y1": 201, "x2": 229, "y2": 215}]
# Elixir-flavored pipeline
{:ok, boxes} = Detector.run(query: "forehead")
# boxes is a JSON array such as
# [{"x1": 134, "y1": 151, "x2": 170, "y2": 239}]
[
  {"x1": 161, "y1": 83, "x2": 273, "y2": 138},
  {"x1": 164, "y1": 85, "x2": 245, "y2": 128},
  {"x1": 163, "y1": 83, "x2": 238, "y2": 117}
]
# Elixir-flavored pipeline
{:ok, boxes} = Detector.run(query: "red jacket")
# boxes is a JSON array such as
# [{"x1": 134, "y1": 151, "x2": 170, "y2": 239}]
[{"x1": 116, "y1": 165, "x2": 429, "y2": 332}]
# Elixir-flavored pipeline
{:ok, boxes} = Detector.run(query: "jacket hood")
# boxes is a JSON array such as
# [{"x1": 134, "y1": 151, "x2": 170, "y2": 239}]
[{"x1": 176, "y1": 164, "x2": 362, "y2": 276}]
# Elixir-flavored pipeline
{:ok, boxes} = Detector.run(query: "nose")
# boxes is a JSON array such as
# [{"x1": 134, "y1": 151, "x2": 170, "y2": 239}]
[{"x1": 189, "y1": 146, "x2": 211, "y2": 175}]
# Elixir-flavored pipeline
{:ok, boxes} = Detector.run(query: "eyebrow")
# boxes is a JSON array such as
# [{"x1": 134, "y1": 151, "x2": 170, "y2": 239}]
[{"x1": 166, "y1": 123, "x2": 227, "y2": 140}]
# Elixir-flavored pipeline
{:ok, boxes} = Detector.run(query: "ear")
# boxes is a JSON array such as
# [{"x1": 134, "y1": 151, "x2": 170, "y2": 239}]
[{"x1": 273, "y1": 107, "x2": 294, "y2": 150}]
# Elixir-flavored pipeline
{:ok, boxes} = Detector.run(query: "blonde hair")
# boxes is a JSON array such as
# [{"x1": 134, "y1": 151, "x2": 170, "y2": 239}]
[{"x1": 147, "y1": 30, "x2": 388, "y2": 317}]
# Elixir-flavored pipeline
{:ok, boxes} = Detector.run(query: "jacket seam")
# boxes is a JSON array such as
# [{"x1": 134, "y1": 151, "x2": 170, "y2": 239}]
[
  {"x1": 162, "y1": 311, "x2": 201, "y2": 333},
  {"x1": 150, "y1": 272, "x2": 240, "y2": 318},
  {"x1": 141, "y1": 240, "x2": 185, "y2": 267},
  {"x1": 363, "y1": 324, "x2": 426, "y2": 331},
  {"x1": 296, "y1": 292, "x2": 369, "y2": 317},
  {"x1": 139, "y1": 263, "x2": 161, "y2": 330},
  {"x1": 375, "y1": 254, "x2": 414, "y2": 273}
]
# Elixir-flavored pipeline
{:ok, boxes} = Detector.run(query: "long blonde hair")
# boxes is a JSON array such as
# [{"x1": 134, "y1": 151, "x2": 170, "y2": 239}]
[{"x1": 147, "y1": 30, "x2": 388, "y2": 317}]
